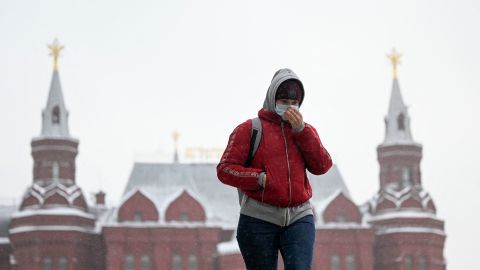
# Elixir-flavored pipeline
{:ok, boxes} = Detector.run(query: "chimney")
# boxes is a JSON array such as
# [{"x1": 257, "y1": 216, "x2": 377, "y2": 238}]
[{"x1": 95, "y1": 191, "x2": 106, "y2": 206}]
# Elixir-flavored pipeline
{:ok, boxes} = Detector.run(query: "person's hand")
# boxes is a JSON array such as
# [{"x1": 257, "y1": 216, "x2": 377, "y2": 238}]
[{"x1": 284, "y1": 107, "x2": 304, "y2": 130}]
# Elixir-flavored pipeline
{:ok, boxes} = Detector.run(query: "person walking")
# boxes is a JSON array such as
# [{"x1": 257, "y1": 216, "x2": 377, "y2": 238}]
[{"x1": 217, "y1": 68, "x2": 333, "y2": 270}]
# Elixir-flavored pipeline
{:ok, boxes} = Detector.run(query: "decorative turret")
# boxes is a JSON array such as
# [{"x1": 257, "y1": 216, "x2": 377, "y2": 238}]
[
  {"x1": 8, "y1": 40, "x2": 103, "y2": 270},
  {"x1": 366, "y1": 49, "x2": 446, "y2": 270},
  {"x1": 377, "y1": 49, "x2": 423, "y2": 192},
  {"x1": 24, "y1": 39, "x2": 85, "y2": 210}
]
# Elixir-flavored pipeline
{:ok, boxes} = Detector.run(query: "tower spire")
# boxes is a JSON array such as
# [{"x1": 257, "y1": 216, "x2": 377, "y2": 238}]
[
  {"x1": 383, "y1": 49, "x2": 414, "y2": 145},
  {"x1": 41, "y1": 39, "x2": 71, "y2": 138}
]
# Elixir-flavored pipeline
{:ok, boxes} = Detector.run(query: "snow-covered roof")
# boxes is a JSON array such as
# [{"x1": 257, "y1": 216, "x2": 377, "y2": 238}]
[
  {"x1": 365, "y1": 184, "x2": 436, "y2": 214},
  {"x1": 382, "y1": 79, "x2": 415, "y2": 145},
  {"x1": 367, "y1": 209, "x2": 443, "y2": 222},
  {"x1": 9, "y1": 225, "x2": 97, "y2": 235},
  {"x1": 11, "y1": 207, "x2": 95, "y2": 220},
  {"x1": 23, "y1": 180, "x2": 84, "y2": 205},
  {"x1": 376, "y1": 226, "x2": 446, "y2": 236},
  {"x1": 109, "y1": 162, "x2": 350, "y2": 229}
]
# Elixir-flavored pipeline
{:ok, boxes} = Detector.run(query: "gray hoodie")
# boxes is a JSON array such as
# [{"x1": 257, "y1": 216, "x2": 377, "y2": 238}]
[{"x1": 263, "y1": 68, "x2": 305, "y2": 112}]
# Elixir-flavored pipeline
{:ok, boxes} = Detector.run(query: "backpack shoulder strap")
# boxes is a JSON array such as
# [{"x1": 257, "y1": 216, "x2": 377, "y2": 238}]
[
  {"x1": 239, "y1": 117, "x2": 263, "y2": 206},
  {"x1": 246, "y1": 117, "x2": 262, "y2": 167}
]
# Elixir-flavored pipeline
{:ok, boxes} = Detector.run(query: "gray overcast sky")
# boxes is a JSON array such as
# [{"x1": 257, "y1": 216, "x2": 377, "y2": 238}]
[{"x1": 1, "y1": 0, "x2": 479, "y2": 268}]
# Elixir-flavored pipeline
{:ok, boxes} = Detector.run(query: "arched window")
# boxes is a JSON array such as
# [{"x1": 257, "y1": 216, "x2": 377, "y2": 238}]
[
  {"x1": 43, "y1": 257, "x2": 53, "y2": 270},
  {"x1": 188, "y1": 255, "x2": 198, "y2": 270},
  {"x1": 52, "y1": 106, "x2": 60, "y2": 124},
  {"x1": 180, "y1": 212, "x2": 190, "y2": 221},
  {"x1": 52, "y1": 161, "x2": 60, "y2": 179},
  {"x1": 134, "y1": 211, "x2": 143, "y2": 222},
  {"x1": 405, "y1": 256, "x2": 413, "y2": 270},
  {"x1": 419, "y1": 256, "x2": 427, "y2": 270},
  {"x1": 335, "y1": 213, "x2": 347, "y2": 222},
  {"x1": 397, "y1": 113, "x2": 405, "y2": 130},
  {"x1": 58, "y1": 257, "x2": 68, "y2": 270},
  {"x1": 141, "y1": 255, "x2": 151, "y2": 270},
  {"x1": 401, "y1": 166, "x2": 412, "y2": 186},
  {"x1": 172, "y1": 254, "x2": 182, "y2": 270},
  {"x1": 346, "y1": 255, "x2": 355, "y2": 270},
  {"x1": 124, "y1": 255, "x2": 134, "y2": 270},
  {"x1": 330, "y1": 255, "x2": 340, "y2": 270}
]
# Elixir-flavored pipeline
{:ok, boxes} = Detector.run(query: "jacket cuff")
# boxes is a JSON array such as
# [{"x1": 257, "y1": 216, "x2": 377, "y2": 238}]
[
  {"x1": 257, "y1": 172, "x2": 266, "y2": 189},
  {"x1": 292, "y1": 122, "x2": 305, "y2": 133}
]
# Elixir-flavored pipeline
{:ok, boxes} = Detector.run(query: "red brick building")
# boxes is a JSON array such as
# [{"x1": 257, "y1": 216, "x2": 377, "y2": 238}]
[{"x1": 0, "y1": 49, "x2": 446, "y2": 269}]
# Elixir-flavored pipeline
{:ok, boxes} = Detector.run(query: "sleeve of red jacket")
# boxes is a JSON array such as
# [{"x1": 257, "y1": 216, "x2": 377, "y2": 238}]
[
  {"x1": 217, "y1": 120, "x2": 264, "y2": 191},
  {"x1": 293, "y1": 123, "x2": 333, "y2": 175}
]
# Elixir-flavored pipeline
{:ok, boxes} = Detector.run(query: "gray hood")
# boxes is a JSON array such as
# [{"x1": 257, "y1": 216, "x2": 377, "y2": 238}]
[{"x1": 262, "y1": 68, "x2": 305, "y2": 112}]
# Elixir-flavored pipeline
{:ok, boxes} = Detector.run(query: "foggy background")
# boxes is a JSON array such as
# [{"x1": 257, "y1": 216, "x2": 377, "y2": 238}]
[{"x1": 1, "y1": 0, "x2": 479, "y2": 268}]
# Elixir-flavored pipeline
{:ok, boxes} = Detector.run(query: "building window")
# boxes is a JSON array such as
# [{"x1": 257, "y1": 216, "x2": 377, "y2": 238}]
[
  {"x1": 52, "y1": 106, "x2": 60, "y2": 124},
  {"x1": 180, "y1": 212, "x2": 189, "y2": 221},
  {"x1": 405, "y1": 256, "x2": 413, "y2": 270},
  {"x1": 397, "y1": 113, "x2": 405, "y2": 130},
  {"x1": 43, "y1": 257, "x2": 53, "y2": 270},
  {"x1": 330, "y1": 255, "x2": 340, "y2": 270},
  {"x1": 401, "y1": 166, "x2": 412, "y2": 186},
  {"x1": 188, "y1": 255, "x2": 198, "y2": 270},
  {"x1": 335, "y1": 213, "x2": 347, "y2": 222},
  {"x1": 172, "y1": 254, "x2": 182, "y2": 270},
  {"x1": 141, "y1": 255, "x2": 151, "y2": 270},
  {"x1": 52, "y1": 161, "x2": 60, "y2": 180},
  {"x1": 346, "y1": 255, "x2": 355, "y2": 270},
  {"x1": 124, "y1": 255, "x2": 135, "y2": 270},
  {"x1": 58, "y1": 257, "x2": 68, "y2": 270},
  {"x1": 134, "y1": 211, "x2": 143, "y2": 222},
  {"x1": 419, "y1": 256, "x2": 427, "y2": 270}
]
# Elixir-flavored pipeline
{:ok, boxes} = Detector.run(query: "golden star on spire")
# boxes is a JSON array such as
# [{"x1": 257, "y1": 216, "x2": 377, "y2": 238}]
[
  {"x1": 48, "y1": 38, "x2": 64, "y2": 70},
  {"x1": 387, "y1": 48, "x2": 402, "y2": 79}
]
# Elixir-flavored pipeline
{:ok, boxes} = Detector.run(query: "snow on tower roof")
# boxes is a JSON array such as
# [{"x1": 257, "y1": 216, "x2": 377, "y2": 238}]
[
  {"x1": 111, "y1": 162, "x2": 351, "y2": 229},
  {"x1": 40, "y1": 69, "x2": 71, "y2": 137},
  {"x1": 383, "y1": 79, "x2": 416, "y2": 145}
]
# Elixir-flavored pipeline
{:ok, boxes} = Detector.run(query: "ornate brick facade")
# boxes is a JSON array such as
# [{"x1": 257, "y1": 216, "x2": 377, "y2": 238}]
[{"x1": 0, "y1": 53, "x2": 445, "y2": 270}]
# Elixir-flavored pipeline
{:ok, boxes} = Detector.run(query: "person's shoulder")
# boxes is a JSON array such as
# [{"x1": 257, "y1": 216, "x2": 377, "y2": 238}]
[
  {"x1": 230, "y1": 119, "x2": 253, "y2": 133},
  {"x1": 302, "y1": 122, "x2": 318, "y2": 131}
]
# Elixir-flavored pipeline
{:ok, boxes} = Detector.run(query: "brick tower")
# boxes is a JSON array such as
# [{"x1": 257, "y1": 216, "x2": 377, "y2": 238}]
[
  {"x1": 366, "y1": 50, "x2": 446, "y2": 270},
  {"x1": 8, "y1": 40, "x2": 103, "y2": 270}
]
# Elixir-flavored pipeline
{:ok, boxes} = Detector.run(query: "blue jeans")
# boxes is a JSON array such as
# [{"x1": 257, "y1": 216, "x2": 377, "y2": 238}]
[{"x1": 236, "y1": 214, "x2": 315, "y2": 270}]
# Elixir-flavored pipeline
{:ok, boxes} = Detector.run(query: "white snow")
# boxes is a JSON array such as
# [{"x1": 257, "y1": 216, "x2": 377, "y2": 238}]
[
  {"x1": 0, "y1": 237, "x2": 9, "y2": 244},
  {"x1": 368, "y1": 209, "x2": 442, "y2": 222},
  {"x1": 317, "y1": 222, "x2": 370, "y2": 229},
  {"x1": 9, "y1": 225, "x2": 96, "y2": 235},
  {"x1": 12, "y1": 207, "x2": 95, "y2": 219},
  {"x1": 376, "y1": 226, "x2": 446, "y2": 236},
  {"x1": 217, "y1": 240, "x2": 241, "y2": 255}
]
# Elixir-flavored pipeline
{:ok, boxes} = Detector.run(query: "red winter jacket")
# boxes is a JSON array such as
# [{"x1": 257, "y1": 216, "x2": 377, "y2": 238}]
[{"x1": 217, "y1": 108, "x2": 332, "y2": 207}]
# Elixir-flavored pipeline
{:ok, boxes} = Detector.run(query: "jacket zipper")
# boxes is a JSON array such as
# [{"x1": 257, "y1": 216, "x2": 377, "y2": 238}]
[{"x1": 281, "y1": 122, "x2": 292, "y2": 208}]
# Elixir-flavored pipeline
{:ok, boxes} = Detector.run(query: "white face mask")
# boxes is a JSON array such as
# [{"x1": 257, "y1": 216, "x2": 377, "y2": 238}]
[{"x1": 275, "y1": 104, "x2": 299, "y2": 120}]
